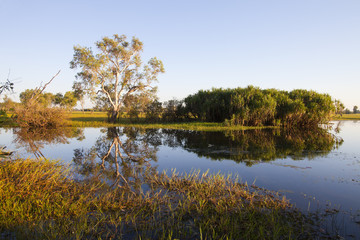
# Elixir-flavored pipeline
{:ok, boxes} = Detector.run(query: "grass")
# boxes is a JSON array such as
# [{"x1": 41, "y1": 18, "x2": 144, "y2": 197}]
[
  {"x1": 0, "y1": 114, "x2": 17, "y2": 127},
  {"x1": 68, "y1": 111, "x2": 275, "y2": 131},
  {"x1": 0, "y1": 158, "x2": 323, "y2": 239},
  {"x1": 331, "y1": 114, "x2": 360, "y2": 120}
]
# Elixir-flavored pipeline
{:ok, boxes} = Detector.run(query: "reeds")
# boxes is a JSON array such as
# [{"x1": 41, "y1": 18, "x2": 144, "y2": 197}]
[{"x1": 0, "y1": 158, "x2": 319, "y2": 239}]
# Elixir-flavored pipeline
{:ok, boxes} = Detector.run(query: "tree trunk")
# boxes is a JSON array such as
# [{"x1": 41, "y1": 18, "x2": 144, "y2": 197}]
[{"x1": 109, "y1": 111, "x2": 118, "y2": 123}]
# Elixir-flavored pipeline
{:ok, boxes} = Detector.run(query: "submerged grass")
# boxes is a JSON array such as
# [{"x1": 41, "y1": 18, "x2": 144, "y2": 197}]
[{"x1": 0, "y1": 158, "x2": 323, "y2": 239}]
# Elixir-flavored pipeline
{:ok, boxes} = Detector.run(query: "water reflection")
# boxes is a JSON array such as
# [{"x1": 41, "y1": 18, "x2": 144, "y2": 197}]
[
  {"x1": 11, "y1": 126, "x2": 343, "y2": 170},
  {"x1": 72, "y1": 127, "x2": 159, "y2": 192},
  {"x1": 13, "y1": 127, "x2": 84, "y2": 158},
  {"x1": 161, "y1": 128, "x2": 343, "y2": 166},
  {"x1": 67, "y1": 126, "x2": 343, "y2": 183}
]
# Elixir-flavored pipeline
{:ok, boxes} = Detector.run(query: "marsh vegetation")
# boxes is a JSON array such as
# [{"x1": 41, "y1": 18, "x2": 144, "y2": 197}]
[{"x1": 0, "y1": 157, "x2": 321, "y2": 239}]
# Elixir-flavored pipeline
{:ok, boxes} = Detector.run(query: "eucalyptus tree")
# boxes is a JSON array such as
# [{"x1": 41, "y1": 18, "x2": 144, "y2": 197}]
[{"x1": 70, "y1": 34, "x2": 165, "y2": 123}]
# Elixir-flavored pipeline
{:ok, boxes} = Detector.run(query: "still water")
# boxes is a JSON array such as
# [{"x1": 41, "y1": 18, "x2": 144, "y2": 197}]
[{"x1": 1, "y1": 121, "x2": 360, "y2": 237}]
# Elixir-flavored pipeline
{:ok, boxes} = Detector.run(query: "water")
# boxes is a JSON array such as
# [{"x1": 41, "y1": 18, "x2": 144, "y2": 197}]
[{"x1": 1, "y1": 121, "x2": 360, "y2": 238}]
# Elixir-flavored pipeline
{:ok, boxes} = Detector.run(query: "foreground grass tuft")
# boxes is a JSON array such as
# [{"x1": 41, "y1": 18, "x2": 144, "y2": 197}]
[{"x1": 0, "y1": 159, "x2": 321, "y2": 239}]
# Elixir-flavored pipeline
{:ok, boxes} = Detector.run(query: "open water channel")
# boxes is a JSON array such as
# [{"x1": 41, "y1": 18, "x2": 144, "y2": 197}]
[{"x1": 1, "y1": 120, "x2": 360, "y2": 238}]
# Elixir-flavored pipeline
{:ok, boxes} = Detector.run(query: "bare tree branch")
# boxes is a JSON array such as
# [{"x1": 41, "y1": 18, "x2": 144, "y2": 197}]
[{"x1": 29, "y1": 70, "x2": 61, "y2": 104}]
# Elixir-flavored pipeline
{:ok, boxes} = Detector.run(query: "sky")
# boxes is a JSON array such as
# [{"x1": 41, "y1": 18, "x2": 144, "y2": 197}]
[{"x1": 0, "y1": 0, "x2": 359, "y2": 109}]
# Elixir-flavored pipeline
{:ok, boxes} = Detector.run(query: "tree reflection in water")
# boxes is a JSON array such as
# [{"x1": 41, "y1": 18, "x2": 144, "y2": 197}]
[
  {"x1": 73, "y1": 127, "x2": 159, "y2": 193},
  {"x1": 12, "y1": 125, "x2": 343, "y2": 178},
  {"x1": 160, "y1": 127, "x2": 343, "y2": 166},
  {"x1": 72, "y1": 126, "x2": 343, "y2": 188},
  {"x1": 13, "y1": 127, "x2": 84, "y2": 159}
]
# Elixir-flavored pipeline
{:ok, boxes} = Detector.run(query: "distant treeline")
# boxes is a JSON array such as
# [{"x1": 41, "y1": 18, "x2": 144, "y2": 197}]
[{"x1": 181, "y1": 86, "x2": 334, "y2": 127}]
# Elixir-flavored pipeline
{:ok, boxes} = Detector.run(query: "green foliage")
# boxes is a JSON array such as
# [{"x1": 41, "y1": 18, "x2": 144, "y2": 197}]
[
  {"x1": 353, "y1": 105, "x2": 358, "y2": 114},
  {"x1": 145, "y1": 100, "x2": 163, "y2": 122},
  {"x1": 162, "y1": 99, "x2": 184, "y2": 122},
  {"x1": 0, "y1": 95, "x2": 17, "y2": 112},
  {"x1": 61, "y1": 91, "x2": 78, "y2": 109},
  {"x1": 184, "y1": 86, "x2": 335, "y2": 127},
  {"x1": 122, "y1": 88, "x2": 158, "y2": 121},
  {"x1": 20, "y1": 89, "x2": 54, "y2": 108},
  {"x1": 51, "y1": 91, "x2": 78, "y2": 109},
  {"x1": 53, "y1": 92, "x2": 63, "y2": 106},
  {"x1": 334, "y1": 99, "x2": 345, "y2": 116}
]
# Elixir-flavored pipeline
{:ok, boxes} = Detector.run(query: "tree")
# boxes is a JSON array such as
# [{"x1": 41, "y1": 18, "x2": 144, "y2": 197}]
[
  {"x1": 353, "y1": 105, "x2": 358, "y2": 114},
  {"x1": 122, "y1": 87, "x2": 158, "y2": 120},
  {"x1": 334, "y1": 99, "x2": 345, "y2": 116},
  {"x1": 70, "y1": 34, "x2": 165, "y2": 123},
  {"x1": 53, "y1": 93, "x2": 64, "y2": 106},
  {"x1": 0, "y1": 95, "x2": 16, "y2": 111},
  {"x1": 162, "y1": 99, "x2": 184, "y2": 122},
  {"x1": 145, "y1": 100, "x2": 163, "y2": 122},
  {"x1": 72, "y1": 82, "x2": 85, "y2": 111},
  {"x1": 19, "y1": 89, "x2": 54, "y2": 108},
  {"x1": 61, "y1": 91, "x2": 78, "y2": 110}
]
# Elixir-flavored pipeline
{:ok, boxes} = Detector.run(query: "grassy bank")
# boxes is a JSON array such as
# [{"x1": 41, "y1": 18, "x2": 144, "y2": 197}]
[
  {"x1": 68, "y1": 111, "x2": 274, "y2": 131},
  {"x1": 332, "y1": 114, "x2": 360, "y2": 120},
  {"x1": 0, "y1": 158, "x2": 321, "y2": 239}
]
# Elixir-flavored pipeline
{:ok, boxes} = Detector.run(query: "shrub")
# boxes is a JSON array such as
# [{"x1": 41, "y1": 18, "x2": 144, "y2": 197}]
[{"x1": 12, "y1": 102, "x2": 67, "y2": 128}]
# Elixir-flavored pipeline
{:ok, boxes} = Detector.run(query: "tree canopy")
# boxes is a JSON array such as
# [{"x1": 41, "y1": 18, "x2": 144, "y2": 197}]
[{"x1": 70, "y1": 34, "x2": 165, "y2": 122}]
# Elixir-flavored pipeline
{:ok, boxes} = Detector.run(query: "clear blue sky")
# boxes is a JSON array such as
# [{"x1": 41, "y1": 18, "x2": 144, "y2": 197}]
[{"x1": 1, "y1": 0, "x2": 359, "y2": 109}]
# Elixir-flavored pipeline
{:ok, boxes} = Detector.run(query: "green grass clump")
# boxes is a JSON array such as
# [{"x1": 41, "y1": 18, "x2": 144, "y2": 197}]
[{"x1": 0, "y1": 159, "x2": 320, "y2": 239}]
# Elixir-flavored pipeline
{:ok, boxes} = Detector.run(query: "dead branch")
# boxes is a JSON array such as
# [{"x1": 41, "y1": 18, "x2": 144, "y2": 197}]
[{"x1": 29, "y1": 70, "x2": 61, "y2": 104}]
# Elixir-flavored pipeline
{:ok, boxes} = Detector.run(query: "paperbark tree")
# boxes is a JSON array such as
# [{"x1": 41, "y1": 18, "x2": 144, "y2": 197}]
[{"x1": 70, "y1": 34, "x2": 164, "y2": 123}]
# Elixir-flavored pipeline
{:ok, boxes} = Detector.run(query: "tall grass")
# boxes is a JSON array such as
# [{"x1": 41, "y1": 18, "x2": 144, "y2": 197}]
[{"x1": 0, "y1": 158, "x2": 323, "y2": 239}]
